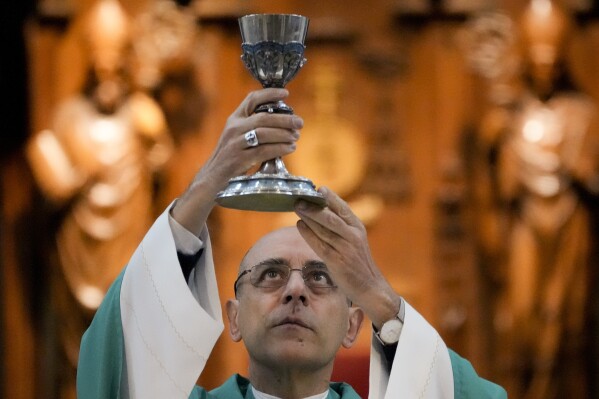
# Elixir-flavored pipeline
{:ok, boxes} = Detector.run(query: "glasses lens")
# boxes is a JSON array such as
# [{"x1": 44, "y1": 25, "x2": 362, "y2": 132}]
[
  {"x1": 302, "y1": 265, "x2": 335, "y2": 288},
  {"x1": 248, "y1": 263, "x2": 336, "y2": 290},
  {"x1": 250, "y1": 263, "x2": 290, "y2": 288}
]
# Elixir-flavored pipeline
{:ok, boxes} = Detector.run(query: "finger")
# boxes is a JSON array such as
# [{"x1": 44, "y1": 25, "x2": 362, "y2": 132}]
[
  {"x1": 294, "y1": 201, "x2": 351, "y2": 251},
  {"x1": 296, "y1": 211, "x2": 345, "y2": 248},
  {"x1": 294, "y1": 191, "x2": 356, "y2": 235},
  {"x1": 239, "y1": 128, "x2": 299, "y2": 149},
  {"x1": 295, "y1": 199, "x2": 343, "y2": 232},
  {"x1": 250, "y1": 142, "x2": 298, "y2": 163},
  {"x1": 318, "y1": 187, "x2": 362, "y2": 228},
  {"x1": 234, "y1": 89, "x2": 289, "y2": 117},
  {"x1": 296, "y1": 219, "x2": 340, "y2": 258},
  {"x1": 225, "y1": 141, "x2": 297, "y2": 174},
  {"x1": 247, "y1": 112, "x2": 304, "y2": 130}
]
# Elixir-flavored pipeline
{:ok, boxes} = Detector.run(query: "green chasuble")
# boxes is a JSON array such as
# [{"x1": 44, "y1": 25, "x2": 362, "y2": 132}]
[
  {"x1": 189, "y1": 374, "x2": 360, "y2": 399},
  {"x1": 78, "y1": 269, "x2": 506, "y2": 399}
]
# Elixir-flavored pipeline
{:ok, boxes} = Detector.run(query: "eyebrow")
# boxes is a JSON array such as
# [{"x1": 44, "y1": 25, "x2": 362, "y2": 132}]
[
  {"x1": 303, "y1": 260, "x2": 328, "y2": 269},
  {"x1": 252, "y1": 258, "x2": 289, "y2": 268},
  {"x1": 250, "y1": 258, "x2": 327, "y2": 269}
]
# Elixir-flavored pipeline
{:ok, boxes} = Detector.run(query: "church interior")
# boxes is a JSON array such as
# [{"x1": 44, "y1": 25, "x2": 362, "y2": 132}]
[{"x1": 3, "y1": 0, "x2": 599, "y2": 397}]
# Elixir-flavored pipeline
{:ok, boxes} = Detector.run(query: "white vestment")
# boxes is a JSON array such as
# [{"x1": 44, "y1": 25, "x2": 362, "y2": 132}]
[{"x1": 118, "y1": 205, "x2": 455, "y2": 398}]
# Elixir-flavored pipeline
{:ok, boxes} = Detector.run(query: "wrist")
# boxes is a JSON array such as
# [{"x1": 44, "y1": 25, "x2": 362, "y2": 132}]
[
  {"x1": 369, "y1": 288, "x2": 403, "y2": 330},
  {"x1": 172, "y1": 179, "x2": 219, "y2": 236}
]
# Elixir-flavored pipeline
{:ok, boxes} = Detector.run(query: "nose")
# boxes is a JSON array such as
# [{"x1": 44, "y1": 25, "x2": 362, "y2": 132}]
[{"x1": 282, "y1": 269, "x2": 308, "y2": 305}]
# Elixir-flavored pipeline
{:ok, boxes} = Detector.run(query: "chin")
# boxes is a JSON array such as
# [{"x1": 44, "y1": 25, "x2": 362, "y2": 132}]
[
  {"x1": 266, "y1": 342, "x2": 335, "y2": 370},
  {"x1": 273, "y1": 353, "x2": 332, "y2": 371}
]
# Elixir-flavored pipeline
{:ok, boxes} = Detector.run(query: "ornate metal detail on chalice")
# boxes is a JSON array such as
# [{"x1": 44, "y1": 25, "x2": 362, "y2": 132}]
[{"x1": 216, "y1": 14, "x2": 326, "y2": 212}]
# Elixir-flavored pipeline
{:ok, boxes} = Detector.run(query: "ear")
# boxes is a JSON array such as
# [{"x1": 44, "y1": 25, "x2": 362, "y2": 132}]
[
  {"x1": 342, "y1": 307, "x2": 364, "y2": 349},
  {"x1": 226, "y1": 299, "x2": 242, "y2": 342}
]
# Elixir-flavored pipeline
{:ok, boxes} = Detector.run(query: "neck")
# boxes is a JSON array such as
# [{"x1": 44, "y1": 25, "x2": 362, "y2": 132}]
[{"x1": 248, "y1": 361, "x2": 333, "y2": 399}]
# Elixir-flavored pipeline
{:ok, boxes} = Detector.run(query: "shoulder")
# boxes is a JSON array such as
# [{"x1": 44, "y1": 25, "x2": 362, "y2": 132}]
[{"x1": 448, "y1": 350, "x2": 507, "y2": 399}]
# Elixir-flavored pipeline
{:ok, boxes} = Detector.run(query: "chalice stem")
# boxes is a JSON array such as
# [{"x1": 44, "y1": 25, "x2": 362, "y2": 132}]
[{"x1": 258, "y1": 157, "x2": 289, "y2": 175}]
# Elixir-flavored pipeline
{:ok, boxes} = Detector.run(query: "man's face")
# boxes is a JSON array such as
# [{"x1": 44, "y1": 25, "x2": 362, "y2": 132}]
[{"x1": 226, "y1": 227, "x2": 361, "y2": 371}]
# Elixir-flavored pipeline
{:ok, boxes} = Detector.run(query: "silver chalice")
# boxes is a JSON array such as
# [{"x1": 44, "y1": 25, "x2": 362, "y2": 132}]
[{"x1": 216, "y1": 13, "x2": 325, "y2": 212}]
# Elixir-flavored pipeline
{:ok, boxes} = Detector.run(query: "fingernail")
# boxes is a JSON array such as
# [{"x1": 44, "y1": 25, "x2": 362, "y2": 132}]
[{"x1": 292, "y1": 116, "x2": 304, "y2": 129}]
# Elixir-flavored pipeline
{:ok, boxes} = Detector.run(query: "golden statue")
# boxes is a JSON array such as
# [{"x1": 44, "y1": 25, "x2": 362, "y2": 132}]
[
  {"x1": 26, "y1": 0, "x2": 173, "y2": 383},
  {"x1": 467, "y1": 1, "x2": 599, "y2": 398}
]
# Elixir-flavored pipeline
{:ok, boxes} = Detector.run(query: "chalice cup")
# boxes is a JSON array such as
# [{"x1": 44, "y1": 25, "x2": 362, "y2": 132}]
[{"x1": 216, "y1": 13, "x2": 326, "y2": 212}]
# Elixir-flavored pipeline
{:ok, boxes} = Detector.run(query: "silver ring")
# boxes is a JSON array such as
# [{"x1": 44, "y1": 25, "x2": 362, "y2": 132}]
[{"x1": 244, "y1": 129, "x2": 259, "y2": 147}]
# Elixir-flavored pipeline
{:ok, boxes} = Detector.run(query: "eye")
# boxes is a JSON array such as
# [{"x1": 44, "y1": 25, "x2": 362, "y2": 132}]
[
  {"x1": 305, "y1": 268, "x2": 334, "y2": 287},
  {"x1": 254, "y1": 264, "x2": 287, "y2": 284},
  {"x1": 265, "y1": 269, "x2": 283, "y2": 280}
]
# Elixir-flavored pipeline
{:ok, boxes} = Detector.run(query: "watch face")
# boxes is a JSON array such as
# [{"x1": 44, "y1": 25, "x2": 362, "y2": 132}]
[{"x1": 381, "y1": 319, "x2": 403, "y2": 344}]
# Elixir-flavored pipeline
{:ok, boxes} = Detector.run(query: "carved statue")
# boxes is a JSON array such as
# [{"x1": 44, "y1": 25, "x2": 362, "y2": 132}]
[
  {"x1": 25, "y1": 0, "x2": 173, "y2": 387},
  {"x1": 467, "y1": 1, "x2": 599, "y2": 398}
]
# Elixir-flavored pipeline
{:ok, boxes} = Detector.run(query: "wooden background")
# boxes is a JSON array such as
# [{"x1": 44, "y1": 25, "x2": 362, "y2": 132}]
[{"x1": 3, "y1": 0, "x2": 599, "y2": 398}]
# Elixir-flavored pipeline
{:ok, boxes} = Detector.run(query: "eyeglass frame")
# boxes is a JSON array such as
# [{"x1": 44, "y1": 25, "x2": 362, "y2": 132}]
[{"x1": 233, "y1": 258, "x2": 338, "y2": 297}]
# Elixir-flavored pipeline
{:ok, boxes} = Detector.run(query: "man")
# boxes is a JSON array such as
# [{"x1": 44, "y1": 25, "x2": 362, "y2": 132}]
[{"x1": 77, "y1": 89, "x2": 506, "y2": 398}]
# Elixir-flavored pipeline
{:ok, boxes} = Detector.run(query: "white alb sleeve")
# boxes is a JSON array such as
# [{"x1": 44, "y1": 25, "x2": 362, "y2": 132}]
[
  {"x1": 120, "y1": 204, "x2": 224, "y2": 399},
  {"x1": 369, "y1": 300, "x2": 454, "y2": 399}
]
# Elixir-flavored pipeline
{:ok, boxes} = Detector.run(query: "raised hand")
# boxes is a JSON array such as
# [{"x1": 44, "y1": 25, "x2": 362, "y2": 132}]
[
  {"x1": 172, "y1": 88, "x2": 303, "y2": 235},
  {"x1": 294, "y1": 187, "x2": 401, "y2": 328}
]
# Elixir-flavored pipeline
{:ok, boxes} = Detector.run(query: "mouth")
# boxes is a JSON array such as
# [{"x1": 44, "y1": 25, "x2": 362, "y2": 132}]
[{"x1": 275, "y1": 317, "x2": 312, "y2": 330}]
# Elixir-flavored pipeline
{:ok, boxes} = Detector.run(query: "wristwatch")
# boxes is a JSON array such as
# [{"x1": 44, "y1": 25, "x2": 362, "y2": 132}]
[{"x1": 374, "y1": 297, "x2": 405, "y2": 346}]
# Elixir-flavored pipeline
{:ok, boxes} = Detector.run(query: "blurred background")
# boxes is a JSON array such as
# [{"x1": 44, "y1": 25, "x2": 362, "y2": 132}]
[{"x1": 3, "y1": 0, "x2": 599, "y2": 398}]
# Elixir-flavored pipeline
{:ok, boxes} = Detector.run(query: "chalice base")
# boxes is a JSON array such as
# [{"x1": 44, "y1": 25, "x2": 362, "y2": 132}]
[{"x1": 216, "y1": 172, "x2": 325, "y2": 212}]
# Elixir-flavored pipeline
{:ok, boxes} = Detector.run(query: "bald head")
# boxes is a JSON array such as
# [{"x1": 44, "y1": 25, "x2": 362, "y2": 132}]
[
  {"x1": 239, "y1": 226, "x2": 320, "y2": 274},
  {"x1": 225, "y1": 227, "x2": 364, "y2": 386}
]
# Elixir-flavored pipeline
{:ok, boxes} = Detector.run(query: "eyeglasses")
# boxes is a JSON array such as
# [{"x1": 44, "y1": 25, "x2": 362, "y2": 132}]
[{"x1": 233, "y1": 259, "x2": 337, "y2": 296}]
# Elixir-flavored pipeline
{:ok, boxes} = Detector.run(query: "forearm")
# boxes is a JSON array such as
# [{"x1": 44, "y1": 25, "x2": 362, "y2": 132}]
[{"x1": 170, "y1": 168, "x2": 223, "y2": 237}]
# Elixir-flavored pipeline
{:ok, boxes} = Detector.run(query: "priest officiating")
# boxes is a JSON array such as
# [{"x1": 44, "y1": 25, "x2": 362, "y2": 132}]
[{"x1": 76, "y1": 88, "x2": 506, "y2": 398}]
